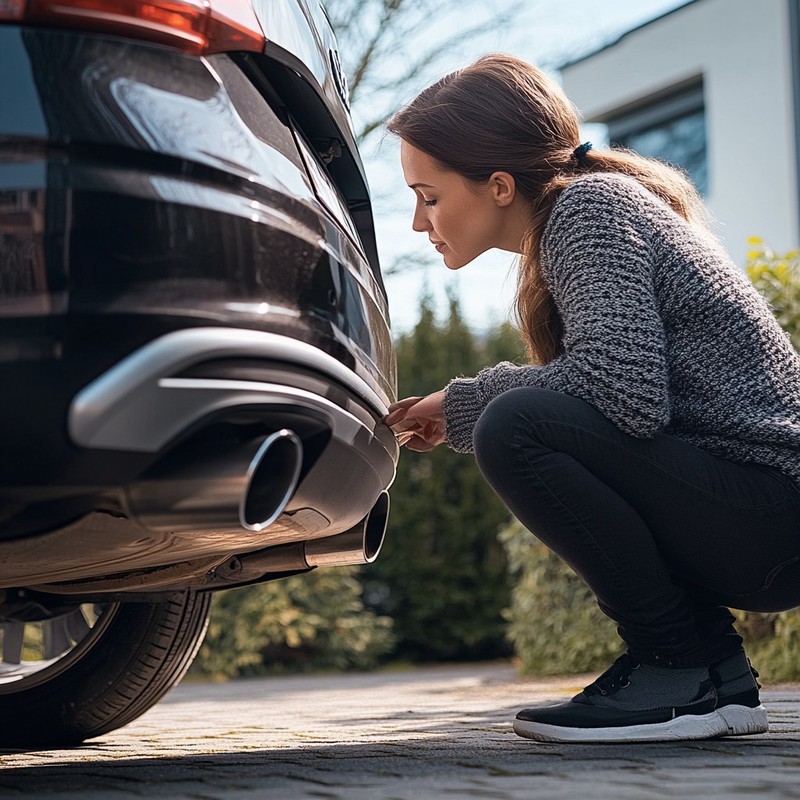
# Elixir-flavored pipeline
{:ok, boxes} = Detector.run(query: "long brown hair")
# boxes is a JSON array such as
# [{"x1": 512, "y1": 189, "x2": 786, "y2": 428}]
[{"x1": 387, "y1": 53, "x2": 707, "y2": 364}]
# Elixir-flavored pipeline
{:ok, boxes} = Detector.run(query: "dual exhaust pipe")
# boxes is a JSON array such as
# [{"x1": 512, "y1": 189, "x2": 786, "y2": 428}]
[{"x1": 124, "y1": 428, "x2": 389, "y2": 577}]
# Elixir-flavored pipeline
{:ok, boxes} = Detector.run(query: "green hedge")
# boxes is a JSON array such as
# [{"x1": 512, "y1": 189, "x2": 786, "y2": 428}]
[
  {"x1": 500, "y1": 519, "x2": 618, "y2": 675},
  {"x1": 740, "y1": 239, "x2": 800, "y2": 681},
  {"x1": 746, "y1": 237, "x2": 800, "y2": 350},
  {"x1": 360, "y1": 296, "x2": 525, "y2": 662},
  {"x1": 190, "y1": 567, "x2": 395, "y2": 679}
]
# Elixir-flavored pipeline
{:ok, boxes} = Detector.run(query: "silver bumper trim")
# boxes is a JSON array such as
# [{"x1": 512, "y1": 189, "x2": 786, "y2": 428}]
[{"x1": 69, "y1": 327, "x2": 390, "y2": 453}]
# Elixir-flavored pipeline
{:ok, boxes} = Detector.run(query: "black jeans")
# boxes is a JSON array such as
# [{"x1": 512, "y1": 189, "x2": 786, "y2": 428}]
[{"x1": 473, "y1": 387, "x2": 800, "y2": 668}]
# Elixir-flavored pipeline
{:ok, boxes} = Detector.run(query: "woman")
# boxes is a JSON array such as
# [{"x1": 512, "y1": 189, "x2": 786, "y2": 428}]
[{"x1": 384, "y1": 53, "x2": 800, "y2": 744}]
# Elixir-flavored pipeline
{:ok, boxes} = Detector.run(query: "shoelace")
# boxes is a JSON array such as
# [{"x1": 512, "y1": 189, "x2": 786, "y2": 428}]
[{"x1": 583, "y1": 653, "x2": 641, "y2": 697}]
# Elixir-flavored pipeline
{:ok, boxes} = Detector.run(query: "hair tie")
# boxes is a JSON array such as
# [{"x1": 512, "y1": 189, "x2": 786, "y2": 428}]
[{"x1": 573, "y1": 141, "x2": 593, "y2": 164}]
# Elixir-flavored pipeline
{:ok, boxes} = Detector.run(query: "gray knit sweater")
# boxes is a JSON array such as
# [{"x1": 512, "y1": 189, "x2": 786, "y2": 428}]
[{"x1": 444, "y1": 173, "x2": 800, "y2": 484}]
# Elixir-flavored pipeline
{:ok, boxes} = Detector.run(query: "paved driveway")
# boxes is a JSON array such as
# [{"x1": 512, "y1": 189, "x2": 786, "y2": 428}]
[{"x1": 2, "y1": 662, "x2": 800, "y2": 799}]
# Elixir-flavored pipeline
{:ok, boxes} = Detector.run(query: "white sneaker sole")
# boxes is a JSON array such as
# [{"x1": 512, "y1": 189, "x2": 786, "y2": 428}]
[
  {"x1": 714, "y1": 703, "x2": 769, "y2": 736},
  {"x1": 513, "y1": 711, "x2": 728, "y2": 743}
]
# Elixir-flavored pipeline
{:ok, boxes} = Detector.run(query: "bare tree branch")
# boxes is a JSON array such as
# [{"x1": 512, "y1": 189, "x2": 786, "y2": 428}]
[
  {"x1": 347, "y1": 0, "x2": 403, "y2": 97},
  {"x1": 326, "y1": 0, "x2": 528, "y2": 142}
]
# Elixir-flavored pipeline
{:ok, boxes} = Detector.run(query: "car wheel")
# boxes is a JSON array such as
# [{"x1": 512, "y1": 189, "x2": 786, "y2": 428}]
[{"x1": 0, "y1": 590, "x2": 211, "y2": 747}]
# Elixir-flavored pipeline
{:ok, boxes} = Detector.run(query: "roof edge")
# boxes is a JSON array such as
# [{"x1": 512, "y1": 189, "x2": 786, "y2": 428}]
[{"x1": 558, "y1": 0, "x2": 702, "y2": 71}]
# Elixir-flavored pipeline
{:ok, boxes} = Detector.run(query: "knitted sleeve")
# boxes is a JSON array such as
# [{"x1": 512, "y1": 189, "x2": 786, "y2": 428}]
[{"x1": 443, "y1": 175, "x2": 671, "y2": 453}]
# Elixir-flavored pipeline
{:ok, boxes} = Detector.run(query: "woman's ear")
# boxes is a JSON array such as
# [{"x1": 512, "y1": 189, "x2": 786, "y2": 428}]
[{"x1": 489, "y1": 171, "x2": 516, "y2": 207}]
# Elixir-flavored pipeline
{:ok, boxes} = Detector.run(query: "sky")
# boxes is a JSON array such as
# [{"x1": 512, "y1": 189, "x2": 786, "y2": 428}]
[{"x1": 362, "y1": 0, "x2": 690, "y2": 334}]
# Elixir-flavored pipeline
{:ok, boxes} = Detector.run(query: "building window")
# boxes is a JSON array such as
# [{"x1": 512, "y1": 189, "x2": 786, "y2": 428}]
[{"x1": 606, "y1": 81, "x2": 708, "y2": 195}]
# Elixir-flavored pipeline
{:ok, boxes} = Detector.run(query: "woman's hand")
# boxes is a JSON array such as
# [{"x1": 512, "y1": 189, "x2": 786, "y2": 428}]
[{"x1": 385, "y1": 390, "x2": 446, "y2": 452}]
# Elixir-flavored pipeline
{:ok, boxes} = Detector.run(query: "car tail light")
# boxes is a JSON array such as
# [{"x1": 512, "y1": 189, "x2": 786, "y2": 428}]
[{"x1": 0, "y1": 0, "x2": 265, "y2": 55}]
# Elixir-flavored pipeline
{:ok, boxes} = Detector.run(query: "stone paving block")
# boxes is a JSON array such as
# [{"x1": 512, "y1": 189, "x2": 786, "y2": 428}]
[{"x1": 1, "y1": 663, "x2": 799, "y2": 799}]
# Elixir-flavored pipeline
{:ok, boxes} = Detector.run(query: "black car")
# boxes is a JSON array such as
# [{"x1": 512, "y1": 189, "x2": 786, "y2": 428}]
[{"x1": 0, "y1": 0, "x2": 397, "y2": 746}]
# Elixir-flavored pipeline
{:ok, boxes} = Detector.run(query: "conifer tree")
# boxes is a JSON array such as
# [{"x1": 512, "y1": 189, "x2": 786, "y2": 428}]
[{"x1": 363, "y1": 292, "x2": 522, "y2": 660}]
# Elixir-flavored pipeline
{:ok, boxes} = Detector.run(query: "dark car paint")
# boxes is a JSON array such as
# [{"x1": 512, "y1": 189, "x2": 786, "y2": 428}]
[{"x1": 0, "y1": 26, "x2": 397, "y2": 549}]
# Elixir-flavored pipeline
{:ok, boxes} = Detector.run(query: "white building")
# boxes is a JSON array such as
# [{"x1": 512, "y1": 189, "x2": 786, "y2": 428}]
[{"x1": 560, "y1": 0, "x2": 800, "y2": 262}]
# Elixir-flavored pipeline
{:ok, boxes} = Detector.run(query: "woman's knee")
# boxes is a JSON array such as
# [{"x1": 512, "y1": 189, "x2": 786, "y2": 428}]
[{"x1": 473, "y1": 387, "x2": 563, "y2": 474}]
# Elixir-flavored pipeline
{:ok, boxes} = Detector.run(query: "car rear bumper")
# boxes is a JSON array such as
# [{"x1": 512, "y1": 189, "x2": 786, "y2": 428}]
[
  {"x1": 0, "y1": 323, "x2": 398, "y2": 587},
  {"x1": 71, "y1": 325, "x2": 399, "y2": 540}
]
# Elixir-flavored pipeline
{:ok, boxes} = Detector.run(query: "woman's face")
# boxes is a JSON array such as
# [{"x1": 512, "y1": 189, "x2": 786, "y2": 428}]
[{"x1": 400, "y1": 141, "x2": 516, "y2": 270}]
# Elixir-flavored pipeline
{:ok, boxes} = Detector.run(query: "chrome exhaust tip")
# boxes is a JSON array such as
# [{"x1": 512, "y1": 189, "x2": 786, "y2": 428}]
[
  {"x1": 241, "y1": 430, "x2": 303, "y2": 532},
  {"x1": 126, "y1": 429, "x2": 303, "y2": 533},
  {"x1": 207, "y1": 491, "x2": 391, "y2": 585},
  {"x1": 304, "y1": 490, "x2": 390, "y2": 567}
]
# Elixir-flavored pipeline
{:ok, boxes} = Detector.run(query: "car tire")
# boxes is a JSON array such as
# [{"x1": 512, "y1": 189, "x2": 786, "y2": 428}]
[{"x1": 0, "y1": 590, "x2": 211, "y2": 748}]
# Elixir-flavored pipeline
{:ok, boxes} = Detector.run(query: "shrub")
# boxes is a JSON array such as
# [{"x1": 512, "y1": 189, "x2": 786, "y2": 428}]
[
  {"x1": 744, "y1": 610, "x2": 800, "y2": 682},
  {"x1": 500, "y1": 519, "x2": 619, "y2": 675},
  {"x1": 360, "y1": 296, "x2": 523, "y2": 662},
  {"x1": 746, "y1": 237, "x2": 800, "y2": 350},
  {"x1": 190, "y1": 567, "x2": 395, "y2": 680},
  {"x1": 741, "y1": 238, "x2": 800, "y2": 681}
]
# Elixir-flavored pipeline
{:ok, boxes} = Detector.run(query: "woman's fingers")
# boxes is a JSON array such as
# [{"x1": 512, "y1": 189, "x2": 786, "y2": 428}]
[
  {"x1": 392, "y1": 390, "x2": 445, "y2": 423},
  {"x1": 395, "y1": 429, "x2": 417, "y2": 446},
  {"x1": 384, "y1": 396, "x2": 424, "y2": 427},
  {"x1": 402, "y1": 418, "x2": 446, "y2": 451},
  {"x1": 385, "y1": 391, "x2": 446, "y2": 451}
]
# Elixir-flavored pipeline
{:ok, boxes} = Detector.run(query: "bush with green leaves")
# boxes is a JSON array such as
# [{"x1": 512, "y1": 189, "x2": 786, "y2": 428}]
[
  {"x1": 190, "y1": 567, "x2": 395, "y2": 680},
  {"x1": 500, "y1": 519, "x2": 619, "y2": 675},
  {"x1": 746, "y1": 237, "x2": 800, "y2": 350},
  {"x1": 501, "y1": 239, "x2": 800, "y2": 680},
  {"x1": 740, "y1": 239, "x2": 800, "y2": 681}
]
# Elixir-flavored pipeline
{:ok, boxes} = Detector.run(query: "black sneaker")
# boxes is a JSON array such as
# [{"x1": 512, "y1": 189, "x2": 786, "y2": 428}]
[
  {"x1": 710, "y1": 651, "x2": 769, "y2": 736},
  {"x1": 513, "y1": 654, "x2": 727, "y2": 743}
]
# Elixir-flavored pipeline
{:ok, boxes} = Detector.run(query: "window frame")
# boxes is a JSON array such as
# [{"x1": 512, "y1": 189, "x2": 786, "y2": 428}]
[{"x1": 605, "y1": 78, "x2": 708, "y2": 194}]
